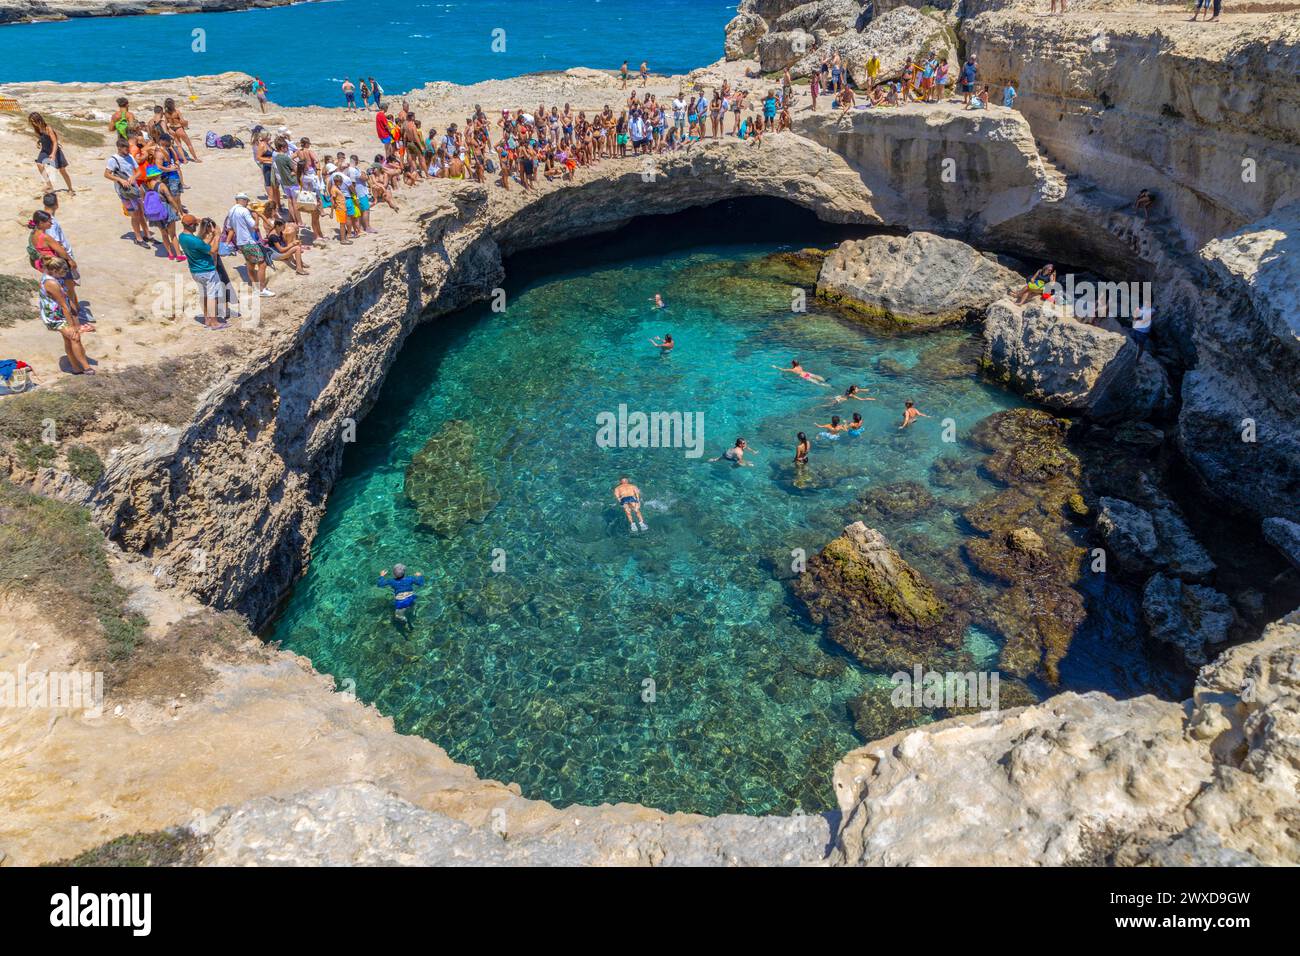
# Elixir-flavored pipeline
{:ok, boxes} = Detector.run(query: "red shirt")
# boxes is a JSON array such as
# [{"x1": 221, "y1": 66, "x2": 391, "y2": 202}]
[{"x1": 376, "y1": 111, "x2": 389, "y2": 140}]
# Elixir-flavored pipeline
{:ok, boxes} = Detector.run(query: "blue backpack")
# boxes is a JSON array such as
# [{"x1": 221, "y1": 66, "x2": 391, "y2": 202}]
[{"x1": 205, "y1": 131, "x2": 219, "y2": 148}]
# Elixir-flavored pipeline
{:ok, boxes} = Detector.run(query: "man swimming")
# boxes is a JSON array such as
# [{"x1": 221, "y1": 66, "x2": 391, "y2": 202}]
[
  {"x1": 847, "y1": 412, "x2": 864, "y2": 435},
  {"x1": 376, "y1": 563, "x2": 425, "y2": 626},
  {"x1": 773, "y1": 359, "x2": 830, "y2": 387},
  {"x1": 899, "y1": 401, "x2": 931, "y2": 429},
  {"x1": 613, "y1": 476, "x2": 648, "y2": 533},
  {"x1": 710, "y1": 437, "x2": 756, "y2": 467},
  {"x1": 814, "y1": 415, "x2": 848, "y2": 439},
  {"x1": 650, "y1": 333, "x2": 673, "y2": 352},
  {"x1": 650, "y1": 293, "x2": 665, "y2": 309}
]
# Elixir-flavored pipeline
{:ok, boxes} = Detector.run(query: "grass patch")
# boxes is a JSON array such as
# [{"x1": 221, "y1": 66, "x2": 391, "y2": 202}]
[
  {"x1": 13, "y1": 437, "x2": 55, "y2": 471},
  {"x1": 0, "y1": 356, "x2": 211, "y2": 445},
  {"x1": 0, "y1": 274, "x2": 37, "y2": 328},
  {"x1": 65, "y1": 443, "x2": 103, "y2": 485},
  {"x1": 112, "y1": 608, "x2": 264, "y2": 705},
  {"x1": 50, "y1": 827, "x2": 208, "y2": 867},
  {"x1": 0, "y1": 478, "x2": 145, "y2": 664}
]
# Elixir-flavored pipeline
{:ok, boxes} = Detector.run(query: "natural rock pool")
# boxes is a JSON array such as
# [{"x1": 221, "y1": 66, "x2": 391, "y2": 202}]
[{"x1": 271, "y1": 207, "x2": 1184, "y2": 815}]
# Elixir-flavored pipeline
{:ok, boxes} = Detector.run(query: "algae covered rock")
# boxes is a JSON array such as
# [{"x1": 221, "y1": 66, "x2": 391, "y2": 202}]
[
  {"x1": 792, "y1": 522, "x2": 970, "y2": 672},
  {"x1": 970, "y1": 407, "x2": 1080, "y2": 485},
  {"x1": 855, "y1": 480, "x2": 936, "y2": 523},
  {"x1": 404, "y1": 419, "x2": 499, "y2": 536}
]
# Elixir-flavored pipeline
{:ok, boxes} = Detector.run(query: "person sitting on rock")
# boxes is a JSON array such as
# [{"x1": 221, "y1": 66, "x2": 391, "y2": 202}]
[
  {"x1": 1015, "y1": 264, "x2": 1056, "y2": 305},
  {"x1": 376, "y1": 564, "x2": 425, "y2": 626}
]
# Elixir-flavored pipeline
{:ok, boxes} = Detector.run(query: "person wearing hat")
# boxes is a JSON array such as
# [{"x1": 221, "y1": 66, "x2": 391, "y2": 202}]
[
  {"x1": 141, "y1": 165, "x2": 185, "y2": 262},
  {"x1": 179, "y1": 214, "x2": 227, "y2": 329},
  {"x1": 376, "y1": 564, "x2": 425, "y2": 627},
  {"x1": 228, "y1": 192, "x2": 273, "y2": 296}
]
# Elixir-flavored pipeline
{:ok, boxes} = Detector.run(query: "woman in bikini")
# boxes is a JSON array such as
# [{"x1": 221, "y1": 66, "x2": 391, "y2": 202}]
[
  {"x1": 164, "y1": 98, "x2": 200, "y2": 162},
  {"x1": 773, "y1": 359, "x2": 831, "y2": 386},
  {"x1": 795, "y1": 432, "x2": 811, "y2": 465},
  {"x1": 826, "y1": 383, "x2": 875, "y2": 405}
]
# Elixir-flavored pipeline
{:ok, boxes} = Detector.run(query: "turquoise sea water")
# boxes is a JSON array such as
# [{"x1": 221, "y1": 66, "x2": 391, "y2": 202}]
[
  {"x1": 269, "y1": 205, "x2": 1179, "y2": 815},
  {"x1": 0, "y1": 0, "x2": 734, "y2": 106}
]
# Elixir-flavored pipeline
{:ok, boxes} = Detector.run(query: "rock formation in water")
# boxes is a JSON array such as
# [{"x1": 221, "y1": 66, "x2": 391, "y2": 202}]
[
  {"x1": 403, "y1": 420, "x2": 499, "y2": 536},
  {"x1": 982, "y1": 301, "x2": 1173, "y2": 421},
  {"x1": 817, "y1": 231, "x2": 1020, "y2": 330},
  {"x1": 792, "y1": 521, "x2": 972, "y2": 673}
]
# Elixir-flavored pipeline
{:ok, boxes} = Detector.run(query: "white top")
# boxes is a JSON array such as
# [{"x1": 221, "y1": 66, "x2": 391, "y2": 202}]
[
  {"x1": 1132, "y1": 306, "x2": 1153, "y2": 331},
  {"x1": 228, "y1": 204, "x2": 259, "y2": 246}
]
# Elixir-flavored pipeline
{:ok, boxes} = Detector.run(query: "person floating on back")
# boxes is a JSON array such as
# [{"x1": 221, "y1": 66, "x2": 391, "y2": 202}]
[
  {"x1": 614, "y1": 476, "x2": 648, "y2": 533},
  {"x1": 376, "y1": 563, "x2": 425, "y2": 626}
]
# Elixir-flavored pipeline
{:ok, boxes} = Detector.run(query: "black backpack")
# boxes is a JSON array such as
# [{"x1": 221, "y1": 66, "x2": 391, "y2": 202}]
[{"x1": 220, "y1": 134, "x2": 243, "y2": 149}]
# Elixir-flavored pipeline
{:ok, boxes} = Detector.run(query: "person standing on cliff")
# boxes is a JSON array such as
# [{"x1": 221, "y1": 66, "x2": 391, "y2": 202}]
[
  {"x1": 252, "y1": 76, "x2": 268, "y2": 114},
  {"x1": 342, "y1": 77, "x2": 357, "y2": 112},
  {"x1": 959, "y1": 57, "x2": 977, "y2": 107},
  {"x1": 376, "y1": 565, "x2": 425, "y2": 627}
]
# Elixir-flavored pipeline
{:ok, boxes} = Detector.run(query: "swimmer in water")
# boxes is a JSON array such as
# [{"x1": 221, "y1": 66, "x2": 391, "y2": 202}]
[
  {"x1": 650, "y1": 293, "x2": 665, "y2": 309},
  {"x1": 772, "y1": 359, "x2": 831, "y2": 387},
  {"x1": 795, "y1": 432, "x2": 810, "y2": 464},
  {"x1": 847, "y1": 412, "x2": 864, "y2": 436},
  {"x1": 815, "y1": 415, "x2": 848, "y2": 439},
  {"x1": 825, "y1": 384, "x2": 875, "y2": 405},
  {"x1": 899, "y1": 400, "x2": 931, "y2": 429},
  {"x1": 375, "y1": 563, "x2": 425, "y2": 628},
  {"x1": 710, "y1": 437, "x2": 756, "y2": 467},
  {"x1": 613, "y1": 476, "x2": 649, "y2": 533},
  {"x1": 650, "y1": 333, "x2": 673, "y2": 352}
]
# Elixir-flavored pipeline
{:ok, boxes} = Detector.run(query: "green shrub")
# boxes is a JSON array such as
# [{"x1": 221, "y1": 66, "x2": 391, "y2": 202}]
[
  {"x1": 0, "y1": 273, "x2": 37, "y2": 328},
  {"x1": 0, "y1": 478, "x2": 142, "y2": 664},
  {"x1": 65, "y1": 443, "x2": 104, "y2": 485}
]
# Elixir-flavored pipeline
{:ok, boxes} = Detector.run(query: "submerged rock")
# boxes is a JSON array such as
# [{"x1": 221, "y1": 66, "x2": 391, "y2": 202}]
[
  {"x1": 970, "y1": 407, "x2": 1080, "y2": 486},
  {"x1": 855, "y1": 480, "x2": 936, "y2": 522},
  {"x1": 1142, "y1": 574, "x2": 1235, "y2": 668},
  {"x1": 817, "y1": 232, "x2": 1020, "y2": 331},
  {"x1": 792, "y1": 522, "x2": 970, "y2": 673},
  {"x1": 404, "y1": 420, "x2": 500, "y2": 536}
]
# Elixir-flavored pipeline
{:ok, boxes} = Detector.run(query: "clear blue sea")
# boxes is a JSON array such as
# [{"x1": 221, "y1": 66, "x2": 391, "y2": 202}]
[
  {"x1": 268, "y1": 204, "x2": 1176, "y2": 815},
  {"x1": 0, "y1": 0, "x2": 736, "y2": 106}
]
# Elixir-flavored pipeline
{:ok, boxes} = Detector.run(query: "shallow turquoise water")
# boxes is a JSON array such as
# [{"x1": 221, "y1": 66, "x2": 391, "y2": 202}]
[
  {"x1": 271, "y1": 213, "x2": 1172, "y2": 815},
  {"x1": 0, "y1": 0, "x2": 733, "y2": 107}
]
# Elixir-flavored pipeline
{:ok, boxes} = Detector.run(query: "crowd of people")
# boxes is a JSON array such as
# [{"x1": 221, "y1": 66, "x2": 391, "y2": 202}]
[
  {"x1": 802, "y1": 50, "x2": 1015, "y2": 114},
  {"x1": 11, "y1": 52, "x2": 1087, "y2": 384}
]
